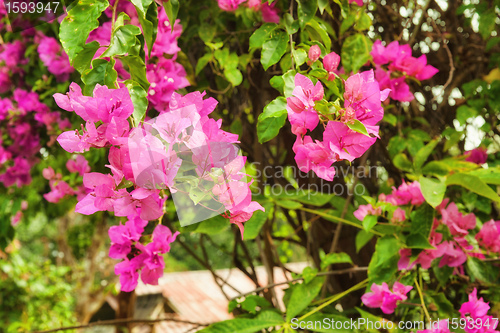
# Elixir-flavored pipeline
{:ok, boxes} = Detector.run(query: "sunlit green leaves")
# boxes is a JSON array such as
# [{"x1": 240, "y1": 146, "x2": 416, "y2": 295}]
[
  {"x1": 261, "y1": 30, "x2": 288, "y2": 70},
  {"x1": 368, "y1": 236, "x2": 400, "y2": 284},
  {"x1": 257, "y1": 97, "x2": 288, "y2": 143},
  {"x1": 341, "y1": 33, "x2": 373, "y2": 74},
  {"x1": 60, "y1": 0, "x2": 109, "y2": 62}
]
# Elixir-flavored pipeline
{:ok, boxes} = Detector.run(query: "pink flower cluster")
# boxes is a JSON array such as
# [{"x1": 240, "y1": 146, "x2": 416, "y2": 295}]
[
  {"x1": 0, "y1": 89, "x2": 69, "y2": 188},
  {"x1": 286, "y1": 60, "x2": 389, "y2": 181},
  {"x1": 371, "y1": 40, "x2": 438, "y2": 102},
  {"x1": 415, "y1": 289, "x2": 499, "y2": 333},
  {"x1": 37, "y1": 35, "x2": 74, "y2": 82},
  {"x1": 459, "y1": 288, "x2": 499, "y2": 333},
  {"x1": 42, "y1": 156, "x2": 90, "y2": 203},
  {"x1": 399, "y1": 201, "x2": 480, "y2": 271},
  {"x1": 86, "y1": 6, "x2": 190, "y2": 111},
  {"x1": 465, "y1": 147, "x2": 488, "y2": 165},
  {"x1": 54, "y1": 82, "x2": 263, "y2": 289},
  {"x1": 111, "y1": 221, "x2": 179, "y2": 291},
  {"x1": 361, "y1": 281, "x2": 413, "y2": 314},
  {"x1": 217, "y1": 0, "x2": 280, "y2": 23},
  {"x1": 0, "y1": 41, "x2": 26, "y2": 93}
]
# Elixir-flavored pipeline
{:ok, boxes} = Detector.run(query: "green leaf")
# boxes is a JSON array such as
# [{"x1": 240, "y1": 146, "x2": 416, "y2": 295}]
[
  {"x1": 275, "y1": 200, "x2": 303, "y2": 210},
  {"x1": 362, "y1": 215, "x2": 378, "y2": 232},
  {"x1": 356, "y1": 230, "x2": 374, "y2": 252},
  {"x1": 292, "y1": 48, "x2": 308, "y2": 67},
  {"x1": 224, "y1": 68, "x2": 243, "y2": 86},
  {"x1": 340, "y1": 14, "x2": 356, "y2": 35},
  {"x1": 269, "y1": 75, "x2": 285, "y2": 94},
  {"x1": 194, "y1": 215, "x2": 230, "y2": 234},
  {"x1": 321, "y1": 252, "x2": 353, "y2": 270},
  {"x1": 101, "y1": 25, "x2": 142, "y2": 58},
  {"x1": 419, "y1": 176, "x2": 446, "y2": 208},
  {"x1": 446, "y1": 173, "x2": 500, "y2": 202},
  {"x1": 414, "y1": 139, "x2": 439, "y2": 171},
  {"x1": 302, "y1": 267, "x2": 318, "y2": 284},
  {"x1": 286, "y1": 276, "x2": 324, "y2": 321},
  {"x1": 368, "y1": 236, "x2": 400, "y2": 284},
  {"x1": 138, "y1": 1, "x2": 158, "y2": 56},
  {"x1": 257, "y1": 97, "x2": 288, "y2": 143},
  {"x1": 406, "y1": 204, "x2": 434, "y2": 249},
  {"x1": 469, "y1": 168, "x2": 500, "y2": 185},
  {"x1": 283, "y1": 70, "x2": 297, "y2": 98},
  {"x1": 393, "y1": 153, "x2": 413, "y2": 172},
  {"x1": 119, "y1": 55, "x2": 150, "y2": 90},
  {"x1": 249, "y1": 23, "x2": 278, "y2": 49},
  {"x1": 243, "y1": 202, "x2": 273, "y2": 240},
  {"x1": 72, "y1": 41, "x2": 101, "y2": 74},
  {"x1": 163, "y1": 0, "x2": 179, "y2": 32},
  {"x1": 355, "y1": 11, "x2": 372, "y2": 31},
  {"x1": 478, "y1": 9, "x2": 496, "y2": 39},
  {"x1": 199, "y1": 311, "x2": 284, "y2": 333},
  {"x1": 199, "y1": 23, "x2": 216, "y2": 43},
  {"x1": 297, "y1": 0, "x2": 318, "y2": 28},
  {"x1": 317, "y1": 0, "x2": 330, "y2": 15},
  {"x1": 60, "y1": 0, "x2": 109, "y2": 62},
  {"x1": 347, "y1": 119, "x2": 369, "y2": 136},
  {"x1": 294, "y1": 191, "x2": 333, "y2": 206},
  {"x1": 261, "y1": 30, "x2": 288, "y2": 70},
  {"x1": 284, "y1": 13, "x2": 299, "y2": 35},
  {"x1": 466, "y1": 257, "x2": 499, "y2": 285},
  {"x1": 196, "y1": 53, "x2": 213, "y2": 75},
  {"x1": 383, "y1": 113, "x2": 397, "y2": 127},
  {"x1": 82, "y1": 59, "x2": 118, "y2": 94},
  {"x1": 456, "y1": 105, "x2": 477, "y2": 126},
  {"x1": 306, "y1": 18, "x2": 331, "y2": 51},
  {"x1": 125, "y1": 81, "x2": 148, "y2": 123},
  {"x1": 341, "y1": 33, "x2": 372, "y2": 74}
]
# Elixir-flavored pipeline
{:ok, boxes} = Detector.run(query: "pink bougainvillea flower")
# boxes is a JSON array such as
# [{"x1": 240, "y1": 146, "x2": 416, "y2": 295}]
[
  {"x1": 437, "y1": 241, "x2": 467, "y2": 268},
  {"x1": 349, "y1": 0, "x2": 364, "y2": 6},
  {"x1": 218, "y1": 0, "x2": 246, "y2": 11},
  {"x1": 289, "y1": 73, "x2": 324, "y2": 113},
  {"x1": 385, "y1": 180, "x2": 425, "y2": 206},
  {"x1": 261, "y1": 1, "x2": 280, "y2": 23},
  {"x1": 287, "y1": 109, "x2": 320, "y2": 136},
  {"x1": 293, "y1": 136, "x2": 337, "y2": 181},
  {"x1": 228, "y1": 201, "x2": 265, "y2": 236},
  {"x1": 375, "y1": 68, "x2": 414, "y2": 102},
  {"x1": 323, "y1": 51, "x2": 341, "y2": 81},
  {"x1": 146, "y1": 58, "x2": 190, "y2": 111},
  {"x1": 151, "y1": 7, "x2": 183, "y2": 57},
  {"x1": 37, "y1": 35, "x2": 74, "y2": 81},
  {"x1": 459, "y1": 288, "x2": 491, "y2": 320},
  {"x1": 476, "y1": 220, "x2": 500, "y2": 253},
  {"x1": 398, "y1": 230, "x2": 443, "y2": 270},
  {"x1": 353, "y1": 203, "x2": 382, "y2": 221},
  {"x1": 465, "y1": 147, "x2": 488, "y2": 165},
  {"x1": 66, "y1": 155, "x2": 91, "y2": 176},
  {"x1": 440, "y1": 202, "x2": 476, "y2": 236},
  {"x1": 391, "y1": 207, "x2": 406, "y2": 223},
  {"x1": 324, "y1": 121, "x2": 376, "y2": 162},
  {"x1": 361, "y1": 282, "x2": 412, "y2": 314},
  {"x1": 114, "y1": 258, "x2": 141, "y2": 292},
  {"x1": 308, "y1": 45, "x2": 321, "y2": 63}
]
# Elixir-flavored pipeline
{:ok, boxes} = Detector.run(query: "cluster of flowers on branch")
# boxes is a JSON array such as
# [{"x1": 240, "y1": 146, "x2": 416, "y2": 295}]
[
  {"x1": 286, "y1": 51, "x2": 389, "y2": 181},
  {"x1": 371, "y1": 40, "x2": 438, "y2": 102}
]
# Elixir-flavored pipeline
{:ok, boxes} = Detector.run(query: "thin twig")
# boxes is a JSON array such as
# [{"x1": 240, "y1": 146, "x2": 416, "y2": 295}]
[
  {"x1": 430, "y1": 18, "x2": 455, "y2": 99},
  {"x1": 230, "y1": 267, "x2": 368, "y2": 300},
  {"x1": 32, "y1": 317, "x2": 209, "y2": 333}
]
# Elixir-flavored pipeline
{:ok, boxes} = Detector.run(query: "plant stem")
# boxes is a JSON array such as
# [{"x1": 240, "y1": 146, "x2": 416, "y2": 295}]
[
  {"x1": 414, "y1": 277, "x2": 431, "y2": 323},
  {"x1": 297, "y1": 278, "x2": 369, "y2": 321}
]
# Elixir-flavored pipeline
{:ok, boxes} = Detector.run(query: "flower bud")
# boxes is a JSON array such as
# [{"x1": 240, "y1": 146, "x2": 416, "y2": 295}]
[
  {"x1": 287, "y1": 96, "x2": 305, "y2": 113},
  {"x1": 323, "y1": 52, "x2": 340, "y2": 72},
  {"x1": 308, "y1": 45, "x2": 321, "y2": 63}
]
